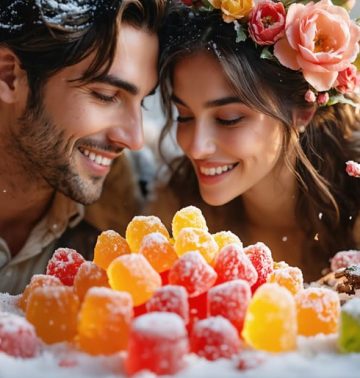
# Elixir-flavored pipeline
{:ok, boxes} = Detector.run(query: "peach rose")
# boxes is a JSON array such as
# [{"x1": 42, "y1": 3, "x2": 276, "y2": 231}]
[
  {"x1": 273, "y1": 0, "x2": 360, "y2": 91},
  {"x1": 335, "y1": 64, "x2": 359, "y2": 94},
  {"x1": 209, "y1": 0, "x2": 254, "y2": 23}
]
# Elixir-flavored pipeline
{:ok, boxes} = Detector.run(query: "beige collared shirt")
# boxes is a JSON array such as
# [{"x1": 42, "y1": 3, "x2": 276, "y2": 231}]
[{"x1": 0, "y1": 192, "x2": 84, "y2": 295}]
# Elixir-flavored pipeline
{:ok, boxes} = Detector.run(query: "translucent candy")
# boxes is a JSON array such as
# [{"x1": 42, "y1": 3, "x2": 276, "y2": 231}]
[
  {"x1": 139, "y1": 232, "x2": 178, "y2": 273},
  {"x1": 244, "y1": 242, "x2": 273, "y2": 291},
  {"x1": 172, "y1": 205, "x2": 208, "y2": 240},
  {"x1": 77, "y1": 287, "x2": 133, "y2": 355},
  {"x1": 242, "y1": 283, "x2": 297, "y2": 352},
  {"x1": 26, "y1": 286, "x2": 79, "y2": 344},
  {"x1": 0, "y1": 313, "x2": 39, "y2": 358},
  {"x1": 295, "y1": 287, "x2": 340, "y2": 336},
  {"x1": 213, "y1": 230, "x2": 242, "y2": 252},
  {"x1": 126, "y1": 312, "x2": 188, "y2": 375},
  {"x1": 126, "y1": 215, "x2": 170, "y2": 252},
  {"x1": 190, "y1": 316, "x2": 241, "y2": 361},
  {"x1": 107, "y1": 254, "x2": 161, "y2": 306},
  {"x1": 208, "y1": 279, "x2": 251, "y2": 334},
  {"x1": 73, "y1": 261, "x2": 109, "y2": 302},
  {"x1": 331, "y1": 250, "x2": 360, "y2": 271},
  {"x1": 18, "y1": 274, "x2": 63, "y2": 312},
  {"x1": 168, "y1": 251, "x2": 217, "y2": 297},
  {"x1": 46, "y1": 248, "x2": 85, "y2": 286},
  {"x1": 188, "y1": 291, "x2": 208, "y2": 333},
  {"x1": 146, "y1": 285, "x2": 189, "y2": 324},
  {"x1": 213, "y1": 244, "x2": 258, "y2": 286},
  {"x1": 93, "y1": 230, "x2": 130, "y2": 270},
  {"x1": 267, "y1": 265, "x2": 303, "y2": 295},
  {"x1": 174, "y1": 227, "x2": 218, "y2": 264},
  {"x1": 338, "y1": 297, "x2": 360, "y2": 353}
]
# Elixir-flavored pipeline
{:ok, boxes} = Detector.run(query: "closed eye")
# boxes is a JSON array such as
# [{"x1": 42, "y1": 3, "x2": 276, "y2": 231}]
[
  {"x1": 91, "y1": 91, "x2": 118, "y2": 103},
  {"x1": 177, "y1": 115, "x2": 194, "y2": 123},
  {"x1": 216, "y1": 117, "x2": 244, "y2": 126}
]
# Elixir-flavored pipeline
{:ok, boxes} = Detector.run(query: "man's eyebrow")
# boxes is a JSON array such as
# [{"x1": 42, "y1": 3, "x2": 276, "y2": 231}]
[
  {"x1": 171, "y1": 94, "x2": 187, "y2": 106},
  {"x1": 171, "y1": 94, "x2": 241, "y2": 108},
  {"x1": 90, "y1": 74, "x2": 139, "y2": 95}
]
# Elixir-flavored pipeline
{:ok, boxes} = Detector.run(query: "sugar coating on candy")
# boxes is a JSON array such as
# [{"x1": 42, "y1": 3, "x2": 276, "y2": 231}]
[
  {"x1": 126, "y1": 215, "x2": 170, "y2": 252},
  {"x1": 346, "y1": 160, "x2": 360, "y2": 178},
  {"x1": 214, "y1": 243, "x2": 258, "y2": 286},
  {"x1": 107, "y1": 253, "x2": 161, "y2": 306},
  {"x1": 0, "y1": 313, "x2": 39, "y2": 358},
  {"x1": 190, "y1": 316, "x2": 241, "y2": 361},
  {"x1": 338, "y1": 298, "x2": 360, "y2": 353},
  {"x1": 172, "y1": 206, "x2": 208, "y2": 240},
  {"x1": 213, "y1": 231, "x2": 243, "y2": 251},
  {"x1": 331, "y1": 250, "x2": 360, "y2": 271},
  {"x1": 244, "y1": 242, "x2": 273, "y2": 291},
  {"x1": 208, "y1": 279, "x2": 251, "y2": 333},
  {"x1": 174, "y1": 227, "x2": 219, "y2": 264},
  {"x1": 146, "y1": 285, "x2": 189, "y2": 324},
  {"x1": 46, "y1": 248, "x2": 85, "y2": 286},
  {"x1": 267, "y1": 266, "x2": 303, "y2": 295},
  {"x1": 139, "y1": 232, "x2": 178, "y2": 272},
  {"x1": 93, "y1": 230, "x2": 130, "y2": 270},
  {"x1": 168, "y1": 251, "x2": 217, "y2": 297}
]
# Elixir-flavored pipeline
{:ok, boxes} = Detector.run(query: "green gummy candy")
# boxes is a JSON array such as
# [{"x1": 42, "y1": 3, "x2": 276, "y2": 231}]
[{"x1": 338, "y1": 298, "x2": 360, "y2": 353}]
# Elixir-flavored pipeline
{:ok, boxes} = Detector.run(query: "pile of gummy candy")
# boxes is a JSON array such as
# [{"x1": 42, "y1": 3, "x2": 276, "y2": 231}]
[{"x1": 0, "y1": 205, "x2": 359, "y2": 376}]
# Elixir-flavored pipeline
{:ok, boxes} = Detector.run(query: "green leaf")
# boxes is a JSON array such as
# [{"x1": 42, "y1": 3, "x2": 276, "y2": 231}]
[
  {"x1": 260, "y1": 47, "x2": 275, "y2": 60},
  {"x1": 354, "y1": 53, "x2": 360, "y2": 71},
  {"x1": 234, "y1": 21, "x2": 247, "y2": 43},
  {"x1": 327, "y1": 94, "x2": 360, "y2": 108}
]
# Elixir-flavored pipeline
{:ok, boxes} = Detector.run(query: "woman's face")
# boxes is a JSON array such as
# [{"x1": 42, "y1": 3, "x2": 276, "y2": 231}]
[{"x1": 172, "y1": 51, "x2": 286, "y2": 206}]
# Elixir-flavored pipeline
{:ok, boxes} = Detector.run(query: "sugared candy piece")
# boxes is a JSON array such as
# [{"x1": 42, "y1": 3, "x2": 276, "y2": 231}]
[
  {"x1": 77, "y1": 287, "x2": 133, "y2": 355},
  {"x1": 46, "y1": 248, "x2": 85, "y2": 286},
  {"x1": 26, "y1": 286, "x2": 80, "y2": 344},
  {"x1": 242, "y1": 283, "x2": 297, "y2": 352},
  {"x1": 126, "y1": 312, "x2": 188, "y2": 376},
  {"x1": 139, "y1": 232, "x2": 178, "y2": 272},
  {"x1": 338, "y1": 297, "x2": 360, "y2": 353},
  {"x1": 295, "y1": 287, "x2": 340, "y2": 336},
  {"x1": 213, "y1": 230, "x2": 242, "y2": 252},
  {"x1": 73, "y1": 261, "x2": 109, "y2": 302},
  {"x1": 146, "y1": 285, "x2": 189, "y2": 324},
  {"x1": 267, "y1": 265, "x2": 303, "y2": 295},
  {"x1": 244, "y1": 242, "x2": 273, "y2": 291},
  {"x1": 188, "y1": 291, "x2": 208, "y2": 333},
  {"x1": 214, "y1": 244, "x2": 258, "y2": 286},
  {"x1": 107, "y1": 254, "x2": 161, "y2": 306},
  {"x1": 0, "y1": 313, "x2": 40, "y2": 358},
  {"x1": 18, "y1": 274, "x2": 63, "y2": 312},
  {"x1": 331, "y1": 250, "x2": 360, "y2": 271},
  {"x1": 174, "y1": 227, "x2": 218, "y2": 264},
  {"x1": 126, "y1": 215, "x2": 170, "y2": 252},
  {"x1": 93, "y1": 230, "x2": 130, "y2": 270},
  {"x1": 172, "y1": 206, "x2": 208, "y2": 240},
  {"x1": 208, "y1": 279, "x2": 251, "y2": 334},
  {"x1": 190, "y1": 316, "x2": 241, "y2": 361},
  {"x1": 168, "y1": 251, "x2": 217, "y2": 297}
]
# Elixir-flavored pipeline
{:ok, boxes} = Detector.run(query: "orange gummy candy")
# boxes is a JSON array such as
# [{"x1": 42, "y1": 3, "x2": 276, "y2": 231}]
[
  {"x1": 93, "y1": 230, "x2": 130, "y2": 270},
  {"x1": 18, "y1": 274, "x2": 63, "y2": 312},
  {"x1": 174, "y1": 227, "x2": 218, "y2": 264},
  {"x1": 26, "y1": 286, "x2": 79, "y2": 344},
  {"x1": 107, "y1": 254, "x2": 162, "y2": 306},
  {"x1": 242, "y1": 283, "x2": 297, "y2": 352},
  {"x1": 172, "y1": 206, "x2": 208, "y2": 240},
  {"x1": 73, "y1": 261, "x2": 109, "y2": 302},
  {"x1": 295, "y1": 287, "x2": 340, "y2": 336},
  {"x1": 77, "y1": 287, "x2": 133, "y2": 355},
  {"x1": 139, "y1": 232, "x2": 178, "y2": 273},
  {"x1": 267, "y1": 265, "x2": 303, "y2": 295},
  {"x1": 126, "y1": 216, "x2": 170, "y2": 252}
]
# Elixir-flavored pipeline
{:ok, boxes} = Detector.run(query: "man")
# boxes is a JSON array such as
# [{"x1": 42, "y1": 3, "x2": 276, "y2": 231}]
[{"x1": 0, "y1": 0, "x2": 167, "y2": 294}]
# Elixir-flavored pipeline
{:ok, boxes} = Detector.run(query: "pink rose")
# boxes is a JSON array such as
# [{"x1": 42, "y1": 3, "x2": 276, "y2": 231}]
[
  {"x1": 335, "y1": 64, "x2": 359, "y2": 94},
  {"x1": 317, "y1": 92, "x2": 329, "y2": 105},
  {"x1": 305, "y1": 89, "x2": 316, "y2": 103},
  {"x1": 274, "y1": 0, "x2": 360, "y2": 92},
  {"x1": 248, "y1": 0, "x2": 286, "y2": 45}
]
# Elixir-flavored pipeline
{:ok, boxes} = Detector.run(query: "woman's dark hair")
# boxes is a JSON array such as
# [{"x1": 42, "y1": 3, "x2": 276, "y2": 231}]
[{"x1": 159, "y1": 5, "x2": 360, "y2": 279}]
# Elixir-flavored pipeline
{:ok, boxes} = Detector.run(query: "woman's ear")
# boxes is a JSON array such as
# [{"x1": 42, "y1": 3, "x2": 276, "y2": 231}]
[
  {"x1": 0, "y1": 47, "x2": 25, "y2": 104},
  {"x1": 292, "y1": 106, "x2": 317, "y2": 133}
]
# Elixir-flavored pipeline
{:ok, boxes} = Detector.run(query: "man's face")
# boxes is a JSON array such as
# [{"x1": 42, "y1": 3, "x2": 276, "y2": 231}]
[{"x1": 12, "y1": 24, "x2": 158, "y2": 205}]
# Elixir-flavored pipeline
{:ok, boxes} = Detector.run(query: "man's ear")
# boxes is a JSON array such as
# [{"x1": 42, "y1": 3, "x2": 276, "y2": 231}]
[
  {"x1": 0, "y1": 47, "x2": 25, "y2": 104},
  {"x1": 292, "y1": 106, "x2": 317, "y2": 133}
]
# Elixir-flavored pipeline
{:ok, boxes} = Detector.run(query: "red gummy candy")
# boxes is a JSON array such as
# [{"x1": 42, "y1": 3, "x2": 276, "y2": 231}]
[
  {"x1": 331, "y1": 250, "x2": 360, "y2": 271},
  {"x1": 190, "y1": 316, "x2": 241, "y2": 361},
  {"x1": 214, "y1": 244, "x2": 258, "y2": 286},
  {"x1": 168, "y1": 251, "x2": 217, "y2": 297},
  {"x1": 46, "y1": 248, "x2": 85, "y2": 286},
  {"x1": 188, "y1": 291, "x2": 208, "y2": 334},
  {"x1": 126, "y1": 312, "x2": 188, "y2": 376},
  {"x1": 0, "y1": 313, "x2": 40, "y2": 358},
  {"x1": 146, "y1": 285, "x2": 189, "y2": 324},
  {"x1": 208, "y1": 279, "x2": 251, "y2": 334},
  {"x1": 244, "y1": 242, "x2": 273, "y2": 291}
]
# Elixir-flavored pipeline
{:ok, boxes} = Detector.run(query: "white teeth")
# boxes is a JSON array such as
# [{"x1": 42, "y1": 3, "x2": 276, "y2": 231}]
[
  {"x1": 80, "y1": 149, "x2": 113, "y2": 167},
  {"x1": 200, "y1": 164, "x2": 235, "y2": 176}
]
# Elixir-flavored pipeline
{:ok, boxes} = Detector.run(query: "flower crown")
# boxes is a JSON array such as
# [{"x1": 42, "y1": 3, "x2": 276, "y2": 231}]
[{"x1": 180, "y1": 0, "x2": 360, "y2": 107}]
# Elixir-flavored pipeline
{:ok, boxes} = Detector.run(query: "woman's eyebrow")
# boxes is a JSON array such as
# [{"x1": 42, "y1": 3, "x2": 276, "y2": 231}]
[{"x1": 171, "y1": 94, "x2": 241, "y2": 108}]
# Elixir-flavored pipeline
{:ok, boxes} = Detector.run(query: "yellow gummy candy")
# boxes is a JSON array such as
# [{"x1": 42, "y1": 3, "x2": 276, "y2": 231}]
[{"x1": 172, "y1": 206, "x2": 208, "y2": 240}]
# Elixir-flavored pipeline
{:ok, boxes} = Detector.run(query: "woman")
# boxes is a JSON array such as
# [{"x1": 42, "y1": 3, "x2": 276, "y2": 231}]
[{"x1": 148, "y1": 0, "x2": 360, "y2": 281}]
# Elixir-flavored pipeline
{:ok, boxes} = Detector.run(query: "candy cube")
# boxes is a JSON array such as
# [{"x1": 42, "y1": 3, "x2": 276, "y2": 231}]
[
  {"x1": 338, "y1": 298, "x2": 360, "y2": 353},
  {"x1": 267, "y1": 265, "x2": 303, "y2": 295},
  {"x1": 331, "y1": 250, "x2": 360, "y2": 271},
  {"x1": 213, "y1": 230, "x2": 242, "y2": 252},
  {"x1": 172, "y1": 206, "x2": 208, "y2": 240}
]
